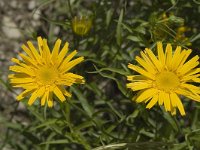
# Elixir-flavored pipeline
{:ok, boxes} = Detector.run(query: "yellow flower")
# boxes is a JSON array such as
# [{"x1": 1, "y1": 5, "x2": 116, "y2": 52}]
[
  {"x1": 175, "y1": 26, "x2": 191, "y2": 46},
  {"x1": 127, "y1": 42, "x2": 200, "y2": 115},
  {"x1": 9, "y1": 37, "x2": 85, "y2": 107},
  {"x1": 177, "y1": 26, "x2": 188, "y2": 33},
  {"x1": 72, "y1": 16, "x2": 92, "y2": 36}
]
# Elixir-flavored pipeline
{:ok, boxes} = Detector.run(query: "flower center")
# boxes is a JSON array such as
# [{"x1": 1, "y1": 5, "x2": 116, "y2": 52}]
[
  {"x1": 37, "y1": 66, "x2": 58, "y2": 85},
  {"x1": 156, "y1": 71, "x2": 180, "y2": 91}
]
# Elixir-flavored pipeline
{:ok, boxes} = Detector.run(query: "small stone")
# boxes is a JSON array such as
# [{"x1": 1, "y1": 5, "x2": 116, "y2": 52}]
[
  {"x1": 10, "y1": 0, "x2": 17, "y2": 8},
  {"x1": 33, "y1": 9, "x2": 41, "y2": 20},
  {"x1": 2, "y1": 16, "x2": 21, "y2": 39},
  {"x1": 28, "y1": 0, "x2": 36, "y2": 10}
]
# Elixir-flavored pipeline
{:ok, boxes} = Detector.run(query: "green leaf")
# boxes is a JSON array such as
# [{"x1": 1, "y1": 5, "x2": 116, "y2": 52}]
[
  {"x1": 93, "y1": 66, "x2": 127, "y2": 96},
  {"x1": 92, "y1": 142, "x2": 170, "y2": 150},
  {"x1": 71, "y1": 86, "x2": 94, "y2": 117},
  {"x1": 134, "y1": 26, "x2": 146, "y2": 34},
  {"x1": 22, "y1": 131, "x2": 40, "y2": 144},
  {"x1": 92, "y1": 143, "x2": 127, "y2": 150},
  {"x1": 121, "y1": 22, "x2": 133, "y2": 33},
  {"x1": 74, "y1": 120, "x2": 94, "y2": 131},
  {"x1": 163, "y1": 112, "x2": 179, "y2": 132},
  {"x1": 88, "y1": 66, "x2": 128, "y2": 75},
  {"x1": 190, "y1": 33, "x2": 200, "y2": 42},
  {"x1": 127, "y1": 35, "x2": 141, "y2": 42},
  {"x1": 116, "y1": 9, "x2": 124, "y2": 46},
  {"x1": 0, "y1": 121, "x2": 22, "y2": 131},
  {"x1": 28, "y1": 107, "x2": 44, "y2": 122},
  {"x1": 85, "y1": 58, "x2": 107, "y2": 67},
  {"x1": 106, "y1": 9, "x2": 113, "y2": 28},
  {"x1": 40, "y1": 139, "x2": 70, "y2": 145},
  {"x1": 29, "y1": 119, "x2": 57, "y2": 131}
]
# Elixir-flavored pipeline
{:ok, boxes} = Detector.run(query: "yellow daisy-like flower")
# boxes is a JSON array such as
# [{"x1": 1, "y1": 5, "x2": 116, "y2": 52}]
[
  {"x1": 127, "y1": 42, "x2": 200, "y2": 115},
  {"x1": 9, "y1": 37, "x2": 85, "y2": 107}
]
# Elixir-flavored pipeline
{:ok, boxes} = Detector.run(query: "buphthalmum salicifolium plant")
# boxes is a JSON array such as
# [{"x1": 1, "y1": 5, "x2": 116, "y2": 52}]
[
  {"x1": 127, "y1": 42, "x2": 200, "y2": 116},
  {"x1": 9, "y1": 37, "x2": 85, "y2": 107},
  {"x1": 9, "y1": 38, "x2": 200, "y2": 116}
]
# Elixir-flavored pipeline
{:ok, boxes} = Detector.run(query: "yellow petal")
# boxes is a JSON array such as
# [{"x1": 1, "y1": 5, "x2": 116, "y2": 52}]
[
  {"x1": 135, "y1": 56, "x2": 156, "y2": 74},
  {"x1": 37, "y1": 36, "x2": 43, "y2": 55},
  {"x1": 28, "y1": 91, "x2": 38, "y2": 105},
  {"x1": 48, "y1": 92, "x2": 53, "y2": 107},
  {"x1": 42, "y1": 38, "x2": 51, "y2": 64},
  {"x1": 145, "y1": 48, "x2": 162, "y2": 71},
  {"x1": 165, "y1": 44, "x2": 172, "y2": 70},
  {"x1": 59, "y1": 50, "x2": 77, "y2": 69},
  {"x1": 66, "y1": 73, "x2": 85, "y2": 84},
  {"x1": 185, "y1": 68, "x2": 200, "y2": 77},
  {"x1": 9, "y1": 66, "x2": 35, "y2": 76},
  {"x1": 59, "y1": 86, "x2": 72, "y2": 97},
  {"x1": 171, "y1": 106, "x2": 176, "y2": 115},
  {"x1": 128, "y1": 64, "x2": 155, "y2": 80},
  {"x1": 192, "y1": 78, "x2": 200, "y2": 83},
  {"x1": 177, "y1": 55, "x2": 199, "y2": 75},
  {"x1": 135, "y1": 88, "x2": 158, "y2": 103},
  {"x1": 60, "y1": 57, "x2": 84, "y2": 73},
  {"x1": 146, "y1": 94, "x2": 158, "y2": 109},
  {"x1": 171, "y1": 46, "x2": 181, "y2": 70},
  {"x1": 11, "y1": 58, "x2": 21, "y2": 64},
  {"x1": 19, "y1": 53, "x2": 38, "y2": 67},
  {"x1": 51, "y1": 39, "x2": 61, "y2": 62},
  {"x1": 48, "y1": 100, "x2": 53, "y2": 107},
  {"x1": 12, "y1": 83, "x2": 38, "y2": 89},
  {"x1": 53, "y1": 86, "x2": 66, "y2": 102},
  {"x1": 165, "y1": 44, "x2": 172, "y2": 69},
  {"x1": 41, "y1": 96, "x2": 46, "y2": 106},
  {"x1": 158, "y1": 92, "x2": 165, "y2": 105},
  {"x1": 157, "y1": 42, "x2": 165, "y2": 65},
  {"x1": 181, "y1": 73, "x2": 200, "y2": 82},
  {"x1": 56, "y1": 80, "x2": 74, "y2": 86},
  {"x1": 163, "y1": 92, "x2": 171, "y2": 111},
  {"x1": 16, "y1": 89, "x2": 34, "y2": 100},
  {"x1": 10, "y1": 78, "x2": 34, "y2": 84},
  {"x1": 176, "y1": 88, "x2": 200, "y2": 102},
  {"x1": 181, "y1": 83, "x2": 200, "y2": 94},
  {"x1": 172, "y1": 50, "x2": 187, "y2": 71},
  {"x1": 41, "y1": 91, "x2": 48, "y2": 106},
  {"x1": 127, "y1": 75, "x2": 147, "y2": 81},
  {"x1": 140, "y1": 51, "x2": 157, "y2": 71},
  {"x1": 21, "y1": 44, "x2": 34, "y2": 58},
  {"x1": 178, "y1": 49, "x2": 192, "y2": 67},
  {"x1": 127, "y1": 81, "x2": 151, "y2": 91},
  {"x1": 181, "y1": 68, "x2": 200, "y2": 81},
  {"x1": 27, "y1": 41, "x2": 41, "y2": 63},
  {"x1": 11, "y1": 58, "x2": 33, "y2": 70},
  {"x1": 170, "y1": 92, "x2": 185, "y2": 116},
  {"x1": 28, "y1": 87, "x2": 45, "y2": 105},
  {"x1": 57, "y1": 42, "x2": 69, "y2": 66}
]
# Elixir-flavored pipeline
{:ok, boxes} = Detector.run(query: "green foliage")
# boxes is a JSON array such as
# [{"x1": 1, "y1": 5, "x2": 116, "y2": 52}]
[{"x1": 1, "y1": 0, "x2": 200, "y2": 150}]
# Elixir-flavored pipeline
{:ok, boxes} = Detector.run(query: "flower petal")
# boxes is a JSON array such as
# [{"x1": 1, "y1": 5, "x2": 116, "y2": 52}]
[
  {"x1": 135, "y1": 88, "x2": 158, "y2": 103},
  {"x1": 145, "y1": 48, "x2": 162, "y2": 71},
  {"x1": 170, "y1": 92, "x2": 185, "y2": 116},
  {"x1": 128, "y1": 64, "x2": 155, "y2": 80},
  {"x1": 146, "y1": 94, "x2": 158, "y2": 109},
  {"x1": 157, "y1": 42, "x2": 165, "y2": 65},
  {"x1": 51, "y1": 39, "x2": 61, "y2": 62},
  {"x1": 53, "y1": 86, "x2": 66, "y2": 102}
]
